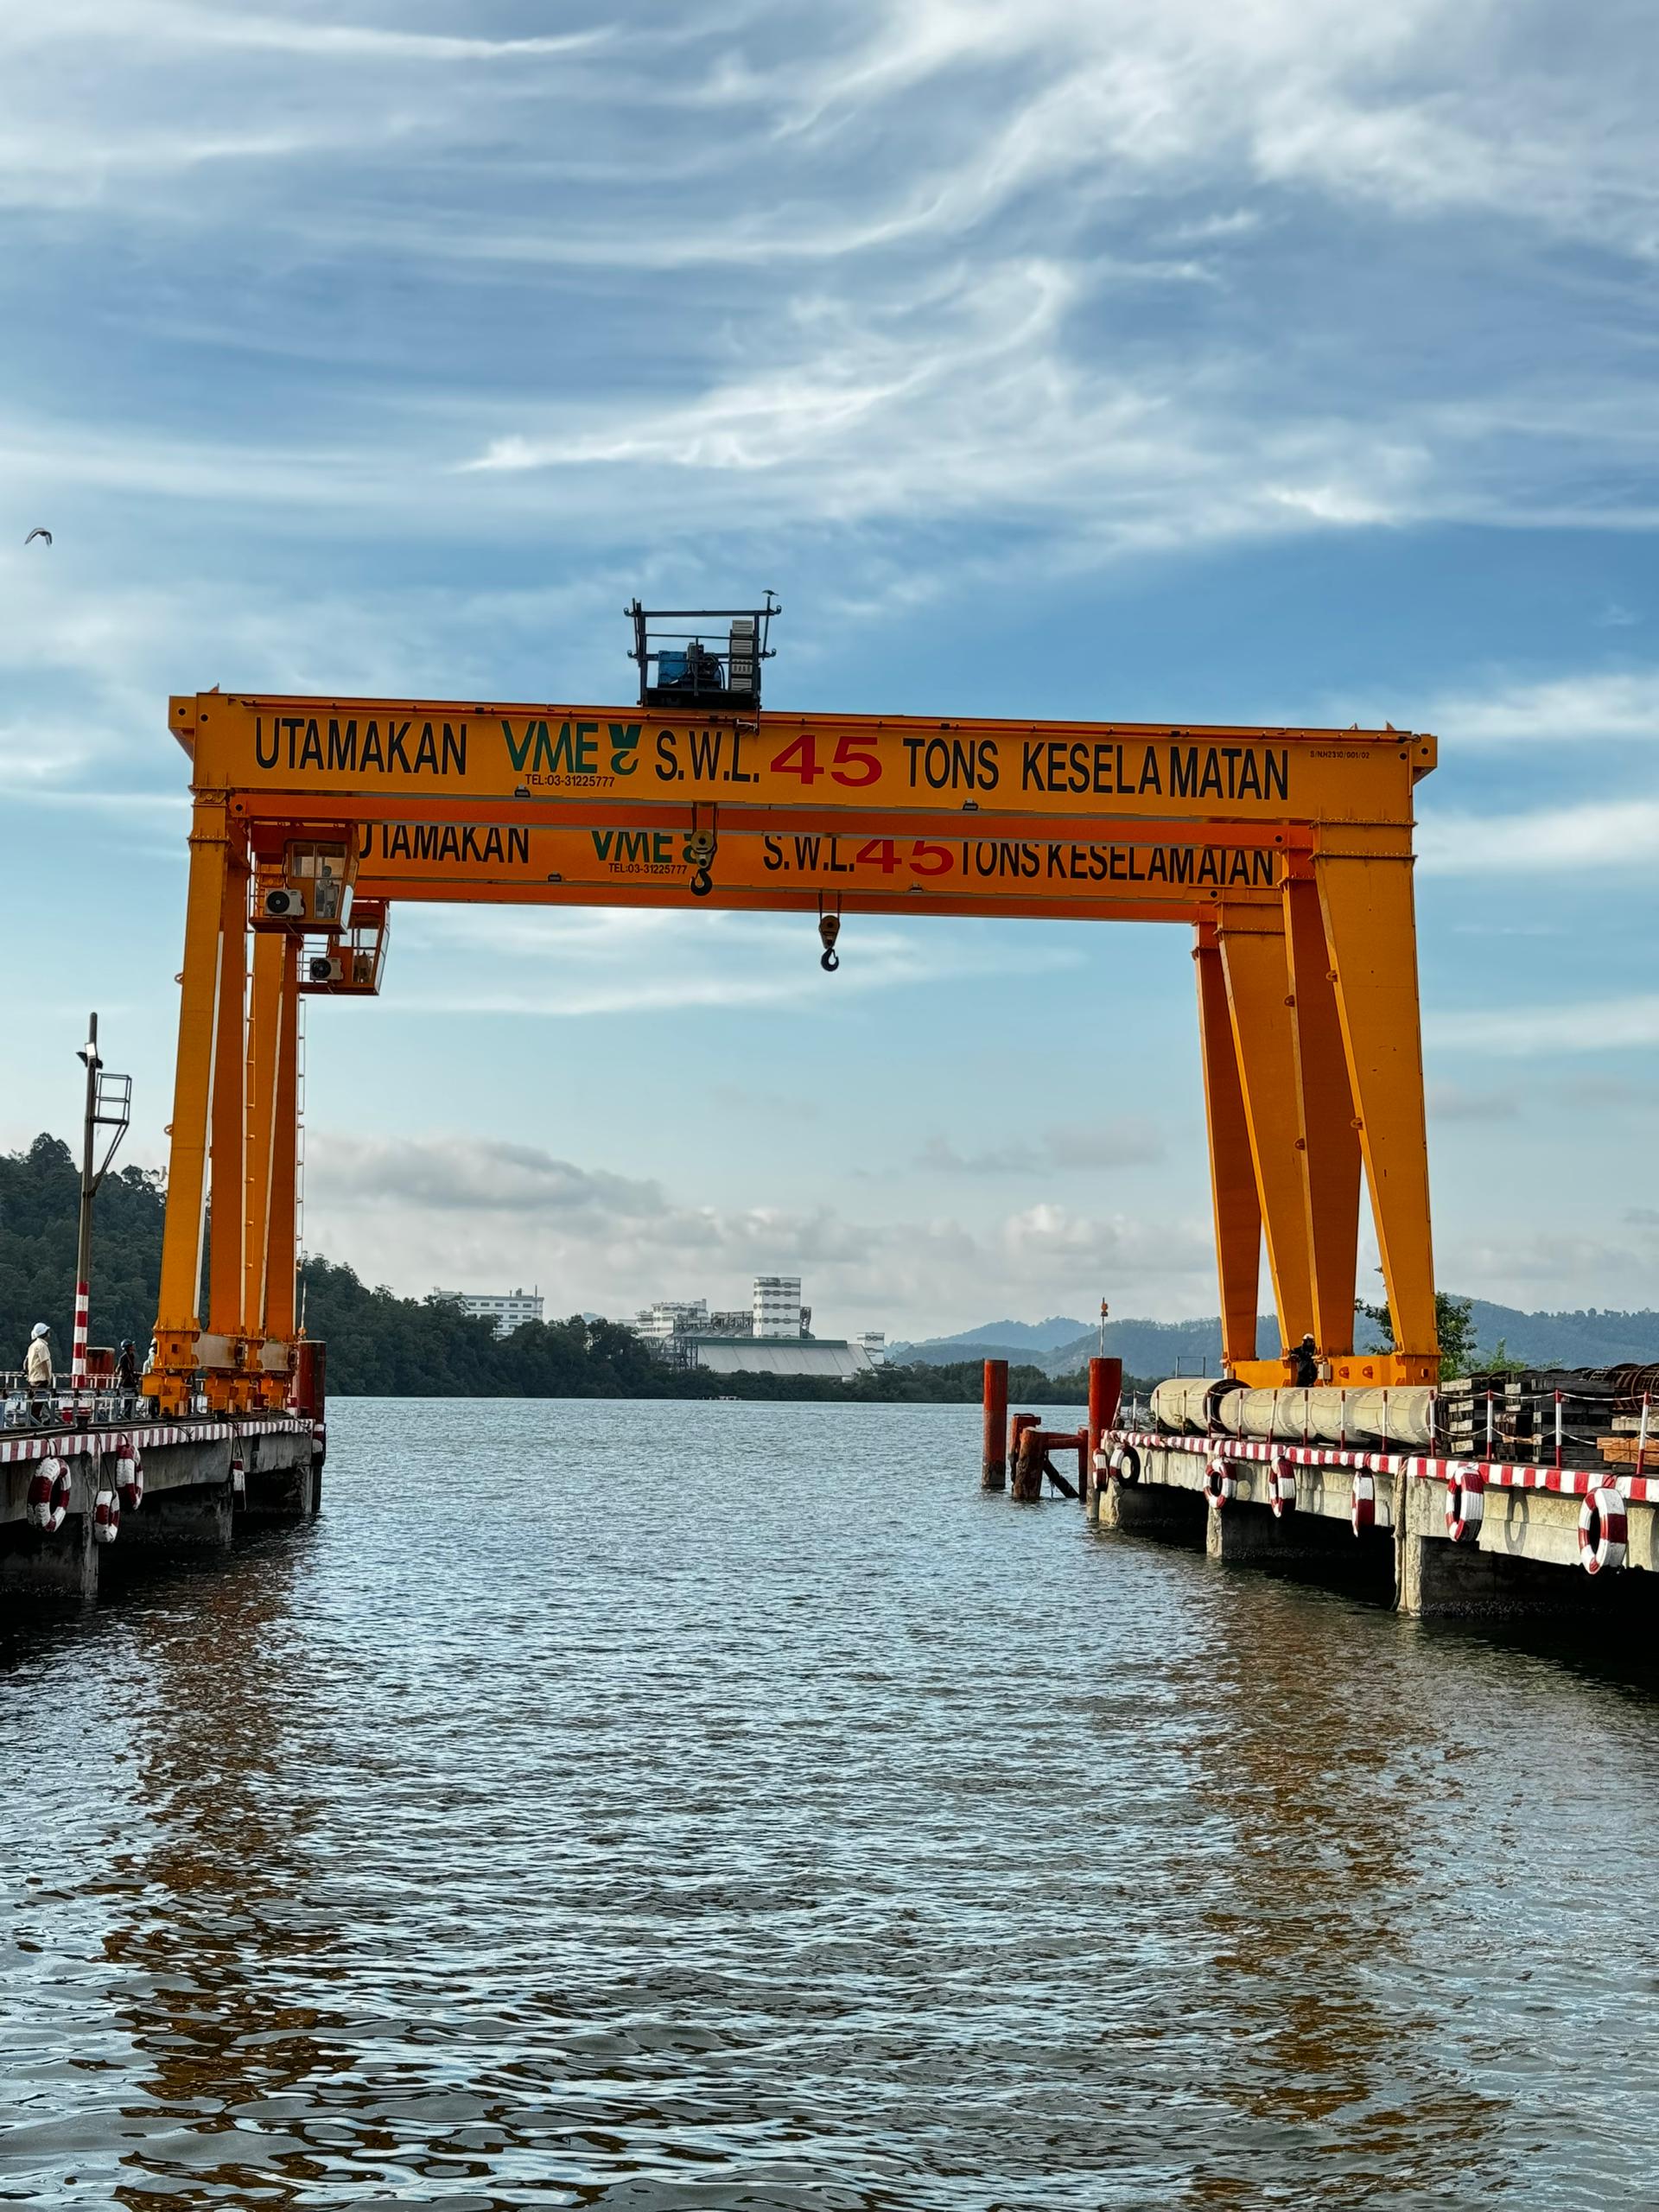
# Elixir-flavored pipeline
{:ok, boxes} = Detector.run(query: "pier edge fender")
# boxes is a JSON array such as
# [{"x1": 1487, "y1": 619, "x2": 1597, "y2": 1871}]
[
  {"x1": 1579, "y1": 1484, "x2": 1628, "y2": 1576},
  {"x1": 25, "y1": 1457, "x2": 71, "y2": 1535},
  {"x1": 115, "y1": 1438, "x2": 144, "y2": 1514},
  {"x1": 1444, "y1": 1464, "x2": 1484, "y2": 1545},
  {"x1": 92, "y1": 1484, "x2": 120, "y2": 1545},
  {"x1": 1351, "y1": 1469, "x2": 1376, "y2": 1536},
  {"x1": 1267, "y1": 1449, "x2": 1296, "y2": 1517}
]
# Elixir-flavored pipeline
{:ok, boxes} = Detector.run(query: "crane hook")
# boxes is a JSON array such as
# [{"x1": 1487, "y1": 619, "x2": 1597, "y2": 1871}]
[
  {"x1": 817, "y1": 912, "x2": 842, "y2": 972},
  {"x1": 686, "y1": 814, "x2": 717, "y2": 899}
]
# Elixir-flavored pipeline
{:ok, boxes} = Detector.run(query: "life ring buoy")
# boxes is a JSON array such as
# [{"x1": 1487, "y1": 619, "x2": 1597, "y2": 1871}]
[
  {"x1": 1579, "y1": 1484, "x2": 1628, "y2": 1576},
  {"x1": 25, "y1": 1456, "x2": 72, "y2": 1535},
  {"x1": 114, "y1": 1439, "x2": 143, "y2": 1513},
  {"x1": 1445, "y1": 1464, "x2": 1484, "y2": 1544},
  {"x1": 1351, "y1": 1469, "x2": 1376, "y2": 1535},
  {"x1": 311, "y1": 1421, "x2": 327, "y2": 1469},
  {"x1": 92, "y1": 1485, "x2": 120, "y2": 1545},
  {"x1": 1110, "y1": 1443, "x2": 1141, "y2": 1486},
  {"x1": 1266, "y1": 1450, "x2": 1296, "y2": 1518},
  {"x1": 229, "y1": 1453, "x2": 246, "y2": 1497},
  {"x1": 1203, "y1": 1455, "x2": 1238, "y2": 1510}
]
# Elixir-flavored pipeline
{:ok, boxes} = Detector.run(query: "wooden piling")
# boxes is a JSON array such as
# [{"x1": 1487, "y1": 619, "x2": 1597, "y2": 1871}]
[{"x1": 982, "y1": 1360, "x2": 1008, "y2": 1491}]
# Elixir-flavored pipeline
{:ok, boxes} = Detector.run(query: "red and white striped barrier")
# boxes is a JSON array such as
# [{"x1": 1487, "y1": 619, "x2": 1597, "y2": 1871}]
[
  {"x1": 25, "y1": 1457, "x2": 71, "y2": 1535},
  {"x1": 1351, "y1": 1470, "x2": 1376, "y2": 1535},
  {"x1": 1266, "y1": 1450, "x2": 1296, "y2": 1517},
  {"x1": 1203, "y1": 1455, "x2": 1237, "y2": 1509},
  {"x1": 1107, "y1": 1430, "x2": 1659, "y2": 1510},
  {"x1": 1445, "y1": 1465, "x2": 1484, "y2": 1544},
  {"x1": 1579, "y1": 1484, "x2": 1628, "y2": 1577},
  {"x1": 0, "y1": 1415, "x2": 305, "y2": 1467}
]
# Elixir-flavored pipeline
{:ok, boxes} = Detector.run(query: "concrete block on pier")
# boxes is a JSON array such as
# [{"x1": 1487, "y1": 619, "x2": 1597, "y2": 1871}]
[
  {"x1": 1204, "y1": 1499, "x2": 1384, "y2": 1569},
  {"x1": 0, "y1": 1513, "x2": 96, "y2": 1605},
  {"x1": 115, "y1": 1482, "x2": 233, "y2": 1555},
  {"x1": 1095, "y1": 1477, "x2": 1205, "y2": 1542},
  {"x1": 1397, "y1": 1479, "x2": 1617, "y2": 1618}
]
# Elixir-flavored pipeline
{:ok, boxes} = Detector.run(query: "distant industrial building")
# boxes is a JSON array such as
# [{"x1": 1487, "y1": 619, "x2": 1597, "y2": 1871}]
[
  {"x1": 627, "y1": 1275, "x2": 876, "y2": 1379},
  {"x1": 632, "y1": 1299, "x2": 709, "y2": 1347},
  {"x1": 439, "y1": 1287, "x2": 544, "y2": 1338},
  {"x1": 753, "y1": 1274, "x2": 804, "y2": 1338}
]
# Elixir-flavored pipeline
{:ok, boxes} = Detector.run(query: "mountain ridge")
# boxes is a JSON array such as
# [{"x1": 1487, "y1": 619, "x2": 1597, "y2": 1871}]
[{"x1": 892, "y1": 1301, "x2": 1659, "y2": 1377}]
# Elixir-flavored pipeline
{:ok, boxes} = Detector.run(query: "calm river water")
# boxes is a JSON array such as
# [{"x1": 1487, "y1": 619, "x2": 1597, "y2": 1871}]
[{"x1": 3, "y1": 1397, "x2": 1659, "y2": 2209}]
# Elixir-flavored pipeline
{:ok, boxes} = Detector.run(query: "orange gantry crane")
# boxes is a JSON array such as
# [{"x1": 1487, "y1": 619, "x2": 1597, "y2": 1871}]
[{"x1": 145, "y1": 606, "x2": 1439, "y2": 1412}]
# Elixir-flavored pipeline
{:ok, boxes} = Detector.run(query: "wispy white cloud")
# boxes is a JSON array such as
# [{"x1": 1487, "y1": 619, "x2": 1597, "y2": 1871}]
[
  {"x1": 917, "y1": 1122, "x2": 1165, "y2": 1174},
  {"x1": 8, "y1": 1, "x2": 607, "y2": 62},
  {"x1": 1419, "y1": 796, "x2": 1659, "y2": 875},
  {"x1": 1422, "y1": 670, "x2": 1659, "y2": 746},
  {"x1": 1426, "y1": 991, "x2": 1659, "y2": 1057},
  {"x1": 392, "y1": 904, "x2": 1077, "y2": 1020},
  {"x1": 302, "y1": 1128, "x2": 1217, "y2": 1331}
]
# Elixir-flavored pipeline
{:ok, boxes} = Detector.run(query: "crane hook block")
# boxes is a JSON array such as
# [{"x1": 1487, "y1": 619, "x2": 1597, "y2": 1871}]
[
  {"x1": 818, "y1": 913, "x2": 842, "y2": 973},
  {"x1": 690, "y1": 866, "x2": 713, "y2": 899}
]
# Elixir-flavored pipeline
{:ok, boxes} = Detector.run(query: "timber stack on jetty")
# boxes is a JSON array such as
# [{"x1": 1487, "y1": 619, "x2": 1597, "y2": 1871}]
[{"x1": 981, "y1": 1357, "x2": 1659, "y2": 1620}]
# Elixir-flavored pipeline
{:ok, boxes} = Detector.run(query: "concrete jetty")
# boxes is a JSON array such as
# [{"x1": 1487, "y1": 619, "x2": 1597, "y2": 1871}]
[
  {"x1": 0, "y1": 1414, "x2": 318, "y2": 1605},
  {"x1": 983, "y1": 1358, "x2": 1658, "y2": 1619}
]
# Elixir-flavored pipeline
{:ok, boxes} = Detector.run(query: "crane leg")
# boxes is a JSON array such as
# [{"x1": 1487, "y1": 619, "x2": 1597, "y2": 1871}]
[
  {"x1": 242, "y1": 927, "x2": 284, "y2": 1393},
  {"x1": 1193, "y1": 924, "x2": 1261, "y2": 1368},
  {"x1": 203, "y1": 834, "x2": 249, "y2": 1409},
  {"x1": 148, "y1": 799, "x2": 231, "y2": 1414},
  {"x1": 1319, "y1": 849, "x2": 1439, "y2": 1382},
  {"x1": 1217, "y1": 906, "x2": 1314, "y2": 1382},
  {"x1": 1283, "y1": 874, "x2": 1362, "y2": 1363},
  {"x1": 259, "y1": 938, "x2": 301, "y2": 1408}
]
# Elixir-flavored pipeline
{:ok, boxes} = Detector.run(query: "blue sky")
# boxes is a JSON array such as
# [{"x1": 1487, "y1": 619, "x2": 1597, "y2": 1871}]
[{"x1": 3, "y1": 0, "x2": 1658, "y2": 1341}]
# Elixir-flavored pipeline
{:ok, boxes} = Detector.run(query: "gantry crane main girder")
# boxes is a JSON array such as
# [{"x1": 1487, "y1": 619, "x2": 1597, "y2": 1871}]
[{"x1": 147, "y1": 692, "x2": 1440, "y2": 1413}]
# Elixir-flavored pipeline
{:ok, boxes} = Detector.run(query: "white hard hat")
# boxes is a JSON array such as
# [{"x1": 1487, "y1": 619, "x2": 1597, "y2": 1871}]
[{"x1": 31, "y1": 1322, "x2": 48, "y2": 1338}]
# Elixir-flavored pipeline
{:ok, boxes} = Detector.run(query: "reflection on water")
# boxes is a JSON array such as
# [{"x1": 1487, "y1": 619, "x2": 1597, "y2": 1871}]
[{"x1": 3, "y1": 1398, "x2": 1659, "y2": 2209}]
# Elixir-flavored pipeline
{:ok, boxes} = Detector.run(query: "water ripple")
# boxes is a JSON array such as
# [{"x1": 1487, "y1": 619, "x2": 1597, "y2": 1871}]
[{"x1": 3, "y1": 1399, "x2": 1657, "y2": 2208}]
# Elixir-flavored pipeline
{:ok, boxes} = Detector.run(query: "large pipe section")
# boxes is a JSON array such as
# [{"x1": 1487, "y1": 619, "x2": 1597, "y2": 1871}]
[{"x1": 1151, "y1": 1376, "x2": 1433, "y2": 1450}]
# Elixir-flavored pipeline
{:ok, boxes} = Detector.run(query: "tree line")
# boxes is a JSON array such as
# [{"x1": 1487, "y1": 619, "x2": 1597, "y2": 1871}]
[{"x1": 0, "y1": 1135, "x2": 1090, "y2": 1403}]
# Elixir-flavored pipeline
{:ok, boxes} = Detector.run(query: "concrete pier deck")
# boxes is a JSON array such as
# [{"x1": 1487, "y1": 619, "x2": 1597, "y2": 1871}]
[
  {"x1": 0, "y1": 1414, "x2": 317, "y2": 1605},
  {"x1": 1088, "y1": 1427, "x2": 1656, "y2": 1618}
]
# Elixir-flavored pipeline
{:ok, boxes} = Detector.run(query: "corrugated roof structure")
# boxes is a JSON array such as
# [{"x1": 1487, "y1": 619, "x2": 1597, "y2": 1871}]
[{"x1": 686, "y1": 1338, "x2": 873, "y2": 1379}]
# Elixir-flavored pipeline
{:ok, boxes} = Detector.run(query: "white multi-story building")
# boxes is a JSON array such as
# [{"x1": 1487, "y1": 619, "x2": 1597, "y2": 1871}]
[
  {"x1": 442, "y1": 1287, "x2": 544, "y2": 1338},
  {"x1": 631, "y1": 1299, "x2": 709, "y2": 1347},
  {"x1": 753, "y1": 1274, "x2": 804, "y2": 1339},
  {"x1": 855, "y1": 1331, "x2": 887, "y2": 1366}
]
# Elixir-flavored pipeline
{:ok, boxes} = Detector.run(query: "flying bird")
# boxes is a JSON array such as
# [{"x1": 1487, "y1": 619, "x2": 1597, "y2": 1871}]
[{"x1": 23, "y1": 527, "x2": 51, "y2": 547}]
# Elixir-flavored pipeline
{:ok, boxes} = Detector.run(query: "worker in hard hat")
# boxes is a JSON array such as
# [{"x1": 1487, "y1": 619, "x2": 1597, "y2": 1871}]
[
  {"x1": 24, "y1": 1323, "x2": 54, "y2": 1423},
  {"x1": 1288, "y1": 1333, "x2": 1319, "y2": 1389},
  {"x1": 116, "y1": 1339, "x2": 141, "y2": 1410}
]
